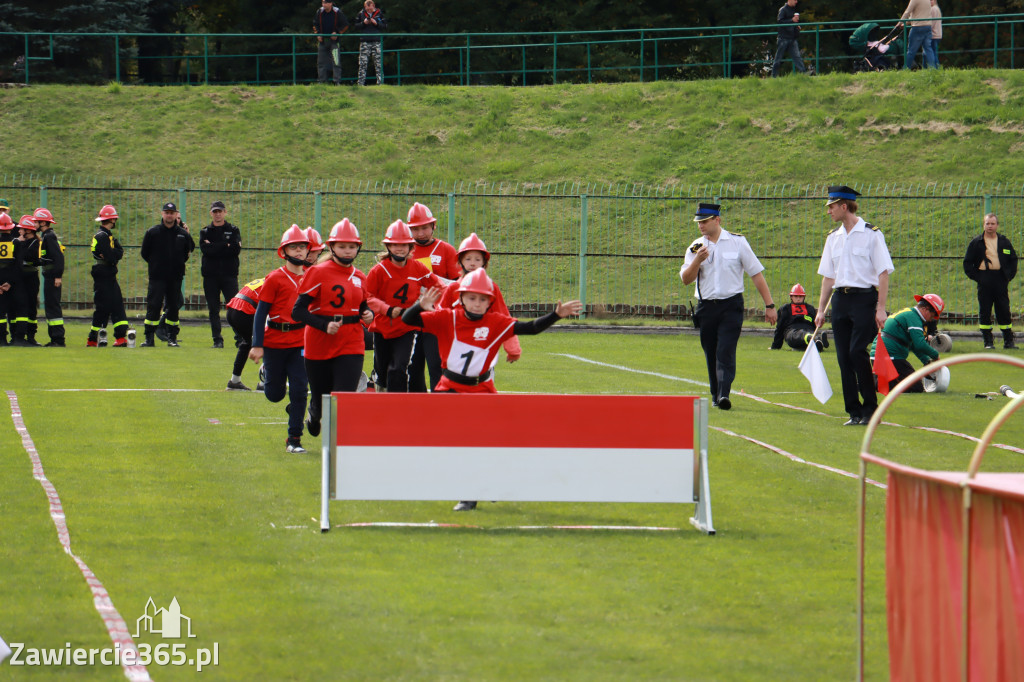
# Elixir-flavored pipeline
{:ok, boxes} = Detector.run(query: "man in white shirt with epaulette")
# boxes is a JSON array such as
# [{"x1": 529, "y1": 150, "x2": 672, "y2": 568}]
[
  {"x1": 815, "y1": 185, "x2": 895, "y2": 426},
  {"x1": 681, "y1": 202, "x2": 777, "y2": 411}
]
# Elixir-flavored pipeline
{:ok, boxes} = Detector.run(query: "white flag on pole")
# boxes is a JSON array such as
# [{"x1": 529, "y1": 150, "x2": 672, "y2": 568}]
[
  {"x1": 798, "y1": 342, "x2": 833, "y2": 404},
  {"x1": 0, "y1": 635, "x2": 11, "y2": 663}
]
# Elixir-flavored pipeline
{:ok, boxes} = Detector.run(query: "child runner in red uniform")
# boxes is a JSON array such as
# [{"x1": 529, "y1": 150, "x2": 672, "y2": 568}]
[
  {"x1": 365, "y1": 219, "x2": 441, "y2": 392},
  {"x1": 407, "y1": 202, "x2": 461, "y2": 391},
  {"x1": 403, "y1": 268, "x2": 582, "y2": 510},
  {"x1": 292, "y1": 219, "x2": 374, "y2": 437},
  {"x1": 438, "y1": 232, "x2": 522, "y2": 363},
  {"x1": 248, "y1": 225, "x2": 310, "y2": 454}
]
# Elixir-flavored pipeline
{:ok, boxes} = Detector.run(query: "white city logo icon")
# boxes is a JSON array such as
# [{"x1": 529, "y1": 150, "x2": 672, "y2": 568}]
[{"x1": 134, "y1": 597, "x2": 197, "y2": 639}]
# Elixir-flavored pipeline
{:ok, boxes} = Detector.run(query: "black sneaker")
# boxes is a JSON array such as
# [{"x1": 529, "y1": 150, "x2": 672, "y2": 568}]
[
  {"x1": 844, "y1": 416, "x2": 862, "y2": 426},
  {"x1": 286, "y1": 437, "x2": 306, "y2": 454},
  {"x1": 226, "y1": 380, "x2": 251, "y2": 391},
  {"x1": 43, "y1": 341, "x2": 66, "y2": 347},
  {"x1": 453, "y1": 501, "x2": 477, "y2": 511},
  {"x1": 167, "y1": 339, "x2": 180, "y2": 347},
  {"x1": 213, "y1": 340, "x2": 224, "y2": 348},
  {"x1": 821, "y1": 332, "x2": 829, "y2": 349},
  {"x1": 139, "y1": 339, "x2": 155, "y2": 347},
  {"x1": 306, "y1": 413, "x2": 321, "y2": 437},
  {"x1": 718, "y1": 397, "x2": 732, "y2": 411}
]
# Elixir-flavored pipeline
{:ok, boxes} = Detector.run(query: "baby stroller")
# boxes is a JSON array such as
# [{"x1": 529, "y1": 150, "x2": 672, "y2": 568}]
[{"x1": 850, "y1": 22, "x2": 904, "y2": 72}]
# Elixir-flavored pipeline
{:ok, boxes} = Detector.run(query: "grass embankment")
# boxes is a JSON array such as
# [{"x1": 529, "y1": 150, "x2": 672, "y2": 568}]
[{"x1": 2, "y1": 69, "x2": 1024, "y2": 186}]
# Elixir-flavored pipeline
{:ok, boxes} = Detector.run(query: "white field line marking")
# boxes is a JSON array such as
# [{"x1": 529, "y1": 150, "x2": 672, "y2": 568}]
[
  {"x1": 558, "y1": 354, "x2": 1024, "y2": 455},
  {"x1": 5, "y1": 391, "x2": 152, "y2": 682},
  {"x1": 46, "y1": 388, "x2": 218, "y2": 392}
]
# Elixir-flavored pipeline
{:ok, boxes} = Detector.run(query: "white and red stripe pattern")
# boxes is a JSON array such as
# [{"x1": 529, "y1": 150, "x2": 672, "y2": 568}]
[
  {"x1": 322, "y1": 393, "x2": 714, "y2": 533},
  {"x1": 6, "y1": 391, "x2": 151, "y2": 682}
]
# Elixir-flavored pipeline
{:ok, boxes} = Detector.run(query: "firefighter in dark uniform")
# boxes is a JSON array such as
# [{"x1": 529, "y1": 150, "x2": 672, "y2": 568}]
[
  {"x1": 815, "y1": 186, "x2": 895, "y2": 426},
  {"x1": 771, "y1": 283, "x2": 827, "y2": 352},
  {"x1": 963, "y1": 212, "x2": 1018, "y2": 349},
  {"x1": 0, "y1": 212, "x2": 22, "y2": 345},
  {"x1": 33, "y1": 208, "x2": 66, "y2": 347},
  {"x1": 140, "y1": 202, "x2": 195, "y2": 347},
  {"x1": 199, "y1": 199, "x2": 242, "y2": 348},
  {"x1": 681, "y1": 202, "x2": 778, "y2": 410},
  {"x1": 11, "y1": 214, "x2": 42, "y2": 347},
  {"x1": 88, "y1": 205, "x2": 130, "y2": 347}
]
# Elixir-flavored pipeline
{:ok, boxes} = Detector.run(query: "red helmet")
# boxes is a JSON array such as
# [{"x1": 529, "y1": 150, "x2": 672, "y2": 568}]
[
  {"x1": 305, "y1": 228, "x2": 325, "y2": 253},
  {"x1": 382, "y1": 219, "x2": 415, "y2": 244},
  {"x1": 328, "y1": 218, "x2": 362, "y2": 245},
  {"x1": 95, "y1": 205, "x2": 119, "y2": 222},
  {"x1": 458, "y1": 268, "x2": 496, "y2": 298},
  {"x1": 406, "y1": 202, "x2": 436, "y2": 228},
  {"x1": 277, "y1": 224, "x2": 309, "y2": 258},
  {"x1": 790, "y1": 283, "x2": 806, "y2": 297},
  {"x1": 18, "y1": 215, "x2": 38, "y2": 231},
  {"x1": 914, "y1": 293, "x2": 945, "y2": 317},
  {"x1": 32, "y1": 207, "x2": 55, "y2": 224},
  {"x1": 457, "y1": 232, "x2": 491, "y2": 266},
  {"x1": 0, "y1": 212, "x2": 14, "y2": 230}
]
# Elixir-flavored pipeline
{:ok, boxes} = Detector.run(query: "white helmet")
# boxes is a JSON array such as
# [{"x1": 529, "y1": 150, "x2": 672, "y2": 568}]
[{"x1": 923, "y1": 366, "x2": 950, "y2": 393}]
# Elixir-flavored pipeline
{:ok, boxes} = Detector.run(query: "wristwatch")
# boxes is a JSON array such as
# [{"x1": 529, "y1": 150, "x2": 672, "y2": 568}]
[{"x1": 766, "y1": 303, "x2": 775, "y2": 309}]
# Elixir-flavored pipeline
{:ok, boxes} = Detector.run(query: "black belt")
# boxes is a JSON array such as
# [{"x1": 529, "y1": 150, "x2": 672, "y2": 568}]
[
  {"x1": 443, "y1": 368, "x2": 493, "y2": 386},
  {"x1": 267, "y1": 321, "x2": 305, "y2": 331},
  {"x1": 834, "y1": 287, "x2": 877, "y2": 295},
  {"x1": 699, "y1": 293, "x2": 743, "y2": 305},
  {"x1": 333, "y1": 315, "x2": 362, "y2": 324},
  {"x1": 233, "y1": 293, "x2": 258, "y2": 308}
]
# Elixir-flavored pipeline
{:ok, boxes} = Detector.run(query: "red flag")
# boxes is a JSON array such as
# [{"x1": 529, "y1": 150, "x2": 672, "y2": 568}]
[{"x1": 873, "y1": 330, "x2": 899, "y2": 395}]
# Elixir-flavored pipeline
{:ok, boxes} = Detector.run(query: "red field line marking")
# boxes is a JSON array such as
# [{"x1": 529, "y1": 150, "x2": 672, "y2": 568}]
[
  {"x1": 6, "y1": 391, "x2": 152, "y2": 682},
  {"x1": 339, "y1": 522, "x2": 682, "y2": 531}
]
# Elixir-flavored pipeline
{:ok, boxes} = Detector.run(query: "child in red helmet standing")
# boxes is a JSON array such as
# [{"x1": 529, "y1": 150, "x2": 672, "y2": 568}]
[
  {"x1": 248, "y1": 225, "x2": 310, "y2": 454},
  {"x1": 404, "y1": 269, "x2": 582, "y2": 510},
  {"x1": 407, "y1": 202, "x2": 461, "y2": 390},
  {"x1": 292, "y1": 219, "x2": 374, "y2": 437},
  {"x1": 365, "y1": 219, "x2": 441, "y2": 392},
  {"x1": 770, "y1": 283, "x2": 827, "y2": 352},
  {"x1": 438, "y1": 232, "x2": 522, "y2": 363},
  {"x1": 0, "y1": 212, "x2": 21, "y2": 345},
  {"x1": 88, "y1": 205, "x2": 130, "y2": 347},
  {"x1": 11, "y1": 215, "x2": 42, "y2": 346}
]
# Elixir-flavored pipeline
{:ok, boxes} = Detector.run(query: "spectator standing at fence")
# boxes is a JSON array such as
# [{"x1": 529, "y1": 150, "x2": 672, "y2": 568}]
[
  {"x1": 11, "y1": 215, "x2": 42, "y2": 347},
  {"x1": 88, "y1": 205, "x2": 130, "y2": 348},
  {"x1": 928, "y1": 0, "x2": 942, "y2": 67},
  {"x1": 963, "y1": 213, "x2": 1018, "y2": 349},
  {"x1": 33, "y1": 208, "x2": 65, "y2": 347},
  {"x1": 898, "y1": 0, "x2": 938, "y2": 69},
  {"x1": 249, "y1": 225, "x2": 310, "y2": 454},
  {"x1": 772, "y1": 0, "x2": 807, "y2": 77},
  {"x1": 200, "y1": 200, "x2": 242, "y2": 349},
  {"x1": 314, "y1": 0, "x2": 348, "y2": 84},
  {"x1": 681, "y1": 203, "x2": 778, "y2": 411},
  {"x1": 814, "y1": 186, "x2": 895, "y2": 426},
  {"x1": 0, "y1": 212, "x2": 21, "y2": 346},
  {"x1": 140, "y1": 202, "x2": 195, "y2": 347},
  {"x1": 354, "y1": 0, "x2": 386, "y2": 86}
]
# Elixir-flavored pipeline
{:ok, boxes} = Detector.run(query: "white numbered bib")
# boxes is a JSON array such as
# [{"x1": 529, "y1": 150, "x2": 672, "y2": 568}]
[{"x1": 447, "y1": 338, "x2": 488, "y2": 377}]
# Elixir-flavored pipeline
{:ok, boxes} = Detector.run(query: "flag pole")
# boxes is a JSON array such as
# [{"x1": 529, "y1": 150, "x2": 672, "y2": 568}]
[{"x1": 807, "y1": 291, "x2": 835, "y2": 345}]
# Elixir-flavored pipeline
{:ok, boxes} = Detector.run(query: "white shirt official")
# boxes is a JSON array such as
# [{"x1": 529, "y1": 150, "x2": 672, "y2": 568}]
[
  {"x1": 817, "y1": 217, "x2": 895, "y2": 288},
  {"x1": 681, "y1": 231, "x2": 765, "y2": 301}
]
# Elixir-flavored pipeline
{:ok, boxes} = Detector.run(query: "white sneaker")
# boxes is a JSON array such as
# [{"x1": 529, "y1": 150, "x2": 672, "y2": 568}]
[{"x1": 286, "y1": 438, "x2": 306, "y2": 454}]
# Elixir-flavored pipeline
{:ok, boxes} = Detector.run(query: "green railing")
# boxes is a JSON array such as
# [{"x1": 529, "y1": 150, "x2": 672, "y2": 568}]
[
  {"x1": 2, "y1": 14, "x2": 1023, "y2": 86},
  {"x1": 2, "y1": 175, "x2": 1022, "y2": 323}
]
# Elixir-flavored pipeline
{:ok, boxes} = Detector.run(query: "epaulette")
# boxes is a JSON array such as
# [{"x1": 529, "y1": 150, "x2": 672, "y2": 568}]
[
  {"x1": 689, "y1": 242, "x2": 702, "y2": 254},
  {"x1": 727, "y1": 230, "x2": 743, "y2": 238},
  {"x1": 827, "y1": 226, "x2": 840, "y2": 235},
  {"x1": 866, "y1": 222, "x2": 879, "y2": 231}
]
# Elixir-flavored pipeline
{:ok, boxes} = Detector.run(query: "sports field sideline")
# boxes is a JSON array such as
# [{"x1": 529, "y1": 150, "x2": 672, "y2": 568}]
[{"x1": 2, "y1": 323, "x2": 1023, "y2": 680}]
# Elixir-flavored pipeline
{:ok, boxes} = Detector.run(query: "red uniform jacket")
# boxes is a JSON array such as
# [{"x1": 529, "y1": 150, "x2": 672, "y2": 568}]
[
  {"x1": 298, "y1": 261, "x2": 369, "y2": 360},
  {"x1": 258, "y1": 267, "x2": 304, "y2": 348},
  {"x1": 412, "y1": 239, "x2": 460, "y2": 282},
  {"x1": 439, "y1": 276, "x2": 522, "y2": 359},
  {"x1": 227, "y1": 277, "x2": 264, "y2": 315},
  {"x1": 417, "y1": 307, "x2": 519, "y2": 393},
  {"x1": 365, "y1": 258, "x2": 440, "y2": 339}
]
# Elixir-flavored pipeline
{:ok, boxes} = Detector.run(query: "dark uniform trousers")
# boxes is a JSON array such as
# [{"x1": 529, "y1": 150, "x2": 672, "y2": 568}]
[
  {"x1": 417, "y1": 332, "x2": 443, "y2": 391},
  {"x1": 42, "y1": 276, "x2": 64, "y2": 342},
  {"x1": 306, "y1": 355, "x2": 365, "y2": 425},
  {"x1": 698, "y1": 294, "x2": 744, "y2": 402},
  {"x1": 784, "y1": 326, "x2": 815, "y2": 350},
  {"x1": 226, "y1": 308, "x2": 254, "y2": 377},
  {"x1": 91, "y1": 265, "x2": 128, "y2": 339},
  {"x1": 262, "y1": 346, "x2": 307, "y2": 439},
  {"x1": 145, "y1": 278, "x2": 184, "y2": 337},
  {"x1": 203, "y1": 274, "x2": 239, "y2": 343},
  {"x1": 877, "y1": 358, "x2": 924, "y2": 394},
  {"x1": 976, "y1": 270, "x2": 1011, "y2": 328},
  {"x1": 13, "y1": 270, "x2": 39, "y2": 342},
  {"x1": 832, "y1": 290, "x2": 879, "y2": 419},
  {"x1": 372, "y1": 331, "x2": 427, "y2": 393}
]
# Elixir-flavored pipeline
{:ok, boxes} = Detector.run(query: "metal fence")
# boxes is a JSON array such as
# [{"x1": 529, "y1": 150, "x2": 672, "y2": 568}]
[
  {"x1": 2, "y1": 13, "x2": 1023, "y2": 85},
  {"x1": 2, "y1": 175, "x2": 1022, "y2": 323}
]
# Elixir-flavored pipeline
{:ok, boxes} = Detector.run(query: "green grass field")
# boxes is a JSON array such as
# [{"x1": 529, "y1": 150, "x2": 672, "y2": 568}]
[{"x1": 3, "y1": 322, "x2": 1023, "y2": 680}]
